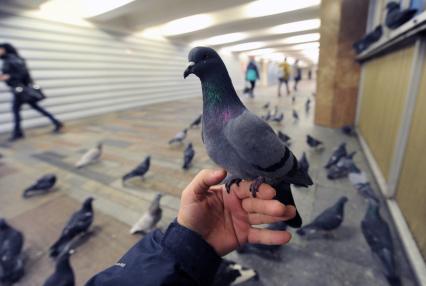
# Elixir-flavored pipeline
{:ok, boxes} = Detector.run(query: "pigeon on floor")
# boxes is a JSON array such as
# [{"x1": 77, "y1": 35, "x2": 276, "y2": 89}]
[
  {"x1": 298, "y1": 152, "x2": 310, "y2": 174},
  {"x1": 349, "y1": 171, "x2": 379, "y2": 202},
  {"x1": 122, "y1": 156, "x2": 151, "y2": 183},
  {"x1": 271, "y1": 112, "x2": 284, "y2": 123},
  {"x1": 49, "y1": 198, "x2": 94, "y2": 258},
  {"x1": 292, "y1": 110, "x2": 299, "y2": 121},
  {"x1": 130, "y1": 194, "x2": 162, "y2": 235},
  {"x1": 262, "y1": 102, "x2": 270, "y2": 109},
  {"x1": 43, "y1": 250, "x2": 75, "y2": 286},
  {"x1": 184, "y1": 47, "x2": 313, "y2": 228},
  {"x1": 327, "y1": 152, "x2": 359, "y2": 180},
  {"x1": 23, "y1": 173, "x2": 57, "y2": 198},
  {"x1": 324, "y1": 143, "x2": 347, "y2": 169},
  {"x1": 305, "y1": 98, "x2": 311, "y2": 113},
  {"x1": 168, "y1": 128, "x2": 188, "y2": 145},
  {"x1": 261, "y1": 109, "x2": 271, "y2": 121},
  {"x1": 237, "y1": 221, "x2": 287, "y2": 259},
  {"x1": 341, "y1": 125, "x2": 356, "y2": 136},
  {"x1": 297, "y1": 197, "x2": 348, "y2": 237},
  {"x1": 213, "y1": 259, "x2": 259, "y2": 286},
  {"x1": 0, "y1": 219, "x2": 25, "y2": 284},
  {"x1": 271, "y1": 105, "x2": 278, "y2": 117},
  {"x1": 182, "y1": 143, "x2": 195, "y2": 170},
  {"x1": 306, "y1": 135, "x2": 324, "y2": 151},
  {"x1": 362, "y1": 199, "x2": 401, "y2": 286},
  {"x1": 277, "y1": 131, "x2": 291, "y2": 146},
  {"x1": 292, "y1": 96, "x2": 295, "y2": 104},
  {"x1": 385, "y1": 1, "x2": 417, "y2": 30},
  {"x1": 75, "y1": 143, "x2": 102, "y2": 169},
  {"x1": 189, "y1": 114, "x2": 202, "y2": 128}
]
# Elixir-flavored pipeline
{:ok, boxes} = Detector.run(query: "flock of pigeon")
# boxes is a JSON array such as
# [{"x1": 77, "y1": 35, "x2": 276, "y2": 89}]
[{"x1": 1, "y1": 48, "x2": 403, "y2": 286}]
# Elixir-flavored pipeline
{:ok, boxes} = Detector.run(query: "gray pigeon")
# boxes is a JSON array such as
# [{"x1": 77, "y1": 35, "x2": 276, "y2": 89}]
[
  {"x1": 327, "y1": 152, "x2": 358, "y2": 180},
  {"x1": 0, "y1": 219, "x2": 25, "y2": 284},
  {"x1": 324, "y1": 143, "x2": 347, "y2": 169},
  {"x1": 50, "y1": 198, "x2": 94, "y2": 257},
  {"x1": 189, "y1": 114, "x2": 202, "y2": 128},
  {"x1": 291, "y1": 96, "x2": 295, "y2": 104},
  {"x1": 271, "y1": 112, "x2": 284, "y2": 123},
  {"x1": 305, "y1": 98, "x2": 311, "y2": 113},
  {"x1": 362, "y1": 199, "x2": 401, "y2": 286},
  {"x1": 168, "y1": 128, "x2": 188, "y2": 145},
  {"x1": 184, "y1": 47, "x2": 313, "y2": 228},
  {"x1": 349, "y1": 171, "x2": 379, "y2": 202},
  {"x1": 298, "y1": 152, "x2": 310, "y2": 174},
  {"x1": 261, "y1": 109, "x2": 271, "y2": 121},
  {"x1": 23, "y1": 173, "x2": 57, "y2": 198},
  {"x1": 75, "y1": 143, "x2": 102, "y2": 169},
  {"x1": 277, "y1": 131, "x2": 291, "y2": 146},
  {"x1": 341, "y1": 125, "x2": 356, "y2": 136},
  {"x1": 122, "y1": 156, "x2": 150, "y2": 183},
  {"x1": 43, "y1": 250, "x2": 75, "y2": 286},
  {"x1": 292, "y1": 110, "x2": 299, "y2": 121},
  {"x1": 130, "y1": 194, "x2": 162, "y2": 234},
  {"x1": 306, "y1": 134, "x2": 324, "y2": 151},
  {"x1": 182, "y1": 143, "x2": 195, "y2": 170},
  {"x1": 297, "y1": 196, "x2": 348, "y2": 236},
  {"x1": 213, "y1": 259, "x2": 258, "y2": 286}
]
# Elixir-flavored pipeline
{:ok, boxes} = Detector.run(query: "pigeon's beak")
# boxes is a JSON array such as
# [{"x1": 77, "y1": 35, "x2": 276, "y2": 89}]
[{"x1": 183, "y1": 61, "x2": 195, "y2": 79}]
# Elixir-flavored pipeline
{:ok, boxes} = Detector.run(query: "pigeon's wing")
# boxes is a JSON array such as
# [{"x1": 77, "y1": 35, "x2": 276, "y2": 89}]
[
  {"x1": 130, "y1": 213, "x2": 153, "y2": 234},
  {"x1": 311, "y1": 208, "x2": 341, "y2": 229},
  {"x1": 62, "y1": 210, "x2": 93, "y2": 237},
  {"x1": 349, "y1": 171, "x2": 368, "y2": 185},
  {"x1": 223, "y1": 111, "x2": 292, "y2": 174}
]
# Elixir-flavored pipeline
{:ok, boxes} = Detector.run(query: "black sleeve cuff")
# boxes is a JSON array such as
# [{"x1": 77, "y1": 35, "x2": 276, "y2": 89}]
[{"x1": 161, "y1": 220, "x2": 222, "y2": 285}]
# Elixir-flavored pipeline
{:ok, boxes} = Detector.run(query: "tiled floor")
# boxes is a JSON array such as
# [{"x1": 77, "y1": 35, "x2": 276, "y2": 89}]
[{"x1": 0, "y1": 80, "x2": 418, "y2": 285}]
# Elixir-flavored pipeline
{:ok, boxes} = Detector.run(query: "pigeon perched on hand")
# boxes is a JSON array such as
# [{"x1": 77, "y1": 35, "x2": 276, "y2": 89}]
[
  {"x1": 292, "y1": 110, "x2": 299, "y2": 121},
  {"x1": 262, "y1": 102, "x2": 270, "y2": 109},
  {"x1": 213, "y1": 259, "x2": 258, "y2": 286},
  {"x1": 75, "y1": 143, "x2": 102, "y2": 169},
  {"x1": 49, "y1": 198, "x2": 94, "y2": 258},
  {"x1": 43, "y1": 250, "x2": 75, "y2": 286},
  {"x1": 306, "y1": 134, "x2": 324, "y2": 151},
  {"x1": 362, "y1": 199, "x2": 401, "y2": 286},
  {"x1": 324, "y1": 143, "x2": 347, "y2": 169},
  {"x1": 122, "y1": 156, "x2": 150, "y2": 183},
  {"x1": 168, "y1": 128, "x2": 188, "y2": 145},
  {"x1": 277, "y1": 131, "x2": 291, "y2": 146},
  {"x1": 130, "y1": 194, "x2": 162, "y2": 235},
  {"x1": 23, "y1": 173, "x2": 57, "y2": 198},
  {"x1": 182, "y1": 143, "x2": 195, "y2": 170},
  {"x1": 297, "y1": 196, "x2": 348, "y2": 237},
  {"x1": 349, "y1": 171, "x2": 379, "y2": 202},
  {"x1": 184, "y1": 47, "x2": 313, "y2": 228},
  {"x1": 385, "y1": 1, "x2": 417, "y2": 30},
  {"x1": 0, "y1": 219, "x2": 25, "y2": 284},
  {"x1": 189, "y1": 114, "x2": 202, "y2": 128},
  {"x1": 305, "y1": 98, "x2": 311, "y2": 113},
  {"x1": 327, "y1": 152, "x2": 359, "y2": 180}
]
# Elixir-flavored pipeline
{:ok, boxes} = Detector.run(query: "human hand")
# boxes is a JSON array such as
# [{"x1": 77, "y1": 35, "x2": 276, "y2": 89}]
[
  {"x1": 0, "y1": 74, "x2": 10, "y2": 81},
  {"x1": 177, "y1": 169, "x2": 296, "y2": 256}
]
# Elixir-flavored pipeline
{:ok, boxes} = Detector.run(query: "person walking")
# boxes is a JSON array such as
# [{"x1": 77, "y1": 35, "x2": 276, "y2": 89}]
[
  {"x1": 293, "y1": 59, "x2": 302, "y2": 91},
  {"x1": 278, "y1": 57, "x2": 291, "y2": 96},
  {"x1": 245, "y1": 56, "x2": 259, "y2": 98},
  {"x1": 0, "y1": 43, "x2": 63, "y2": 141}
]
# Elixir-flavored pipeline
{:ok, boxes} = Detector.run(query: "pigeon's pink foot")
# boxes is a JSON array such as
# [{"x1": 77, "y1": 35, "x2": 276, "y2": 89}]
[{"x1": 249, "y1": 177, "x2": 266, "y2": 197}]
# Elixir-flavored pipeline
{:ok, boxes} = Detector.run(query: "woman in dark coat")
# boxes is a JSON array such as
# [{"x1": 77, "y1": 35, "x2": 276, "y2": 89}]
[{"x1": 0, "y1": 43, "x2": 63, "y2": 141}]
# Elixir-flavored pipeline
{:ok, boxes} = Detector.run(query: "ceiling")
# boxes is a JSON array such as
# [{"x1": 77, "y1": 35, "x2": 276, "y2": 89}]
[{"x1": 14, "y1": 0, "x2": 321, "y2": 64}]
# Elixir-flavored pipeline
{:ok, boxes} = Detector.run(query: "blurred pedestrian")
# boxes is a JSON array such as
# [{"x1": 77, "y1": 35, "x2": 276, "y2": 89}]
[
  {"x1": 0, "y1": 43, "x2": 63, "y2": 141},
  {"x1": 278, "y1": 57, "x2": 291, "y2": 96},
  {"x1": 245, "y1": 56, "x2": 259, "y2": 98},
  {"x1": 293, "y1": 59, "x2": 302, "y2": 91}
]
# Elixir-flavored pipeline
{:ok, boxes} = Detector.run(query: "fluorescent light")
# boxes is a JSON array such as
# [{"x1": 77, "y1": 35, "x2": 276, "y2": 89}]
[
  {"x1": 282, "y1": 33, "x2": 320, "y2": 44},
  {"x1": 40, "y1": 0, "x2": 135, "y2": 18},
  {"x1": 161, "y1": 14, "x2": 214, "y2": 36},
  {"x1": 244, "y1": 0, "x2": 321, "y2": 18},
  {"x1": 191, "y1": 33, "x2": 248, "y2": 46},
  {"x1": 269, "y1": 19, "x2": 320, "y2": 34},
  {"x1": 222, "y1": 42, "x2": 266, "y2": 52}
]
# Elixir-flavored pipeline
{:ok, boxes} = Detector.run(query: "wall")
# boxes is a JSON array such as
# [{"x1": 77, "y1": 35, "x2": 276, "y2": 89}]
[{"x1": 0, "y1": 6, "x2": 244, "y2": 133}]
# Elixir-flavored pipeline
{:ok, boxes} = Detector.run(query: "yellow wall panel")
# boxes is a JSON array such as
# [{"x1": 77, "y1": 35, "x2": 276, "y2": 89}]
[
  {"x1": 358, "y1": 45, "x2": 414, "y2": 179},
  {"x1": 396, "y1": 54, "x2": 426, "y2": 260}
]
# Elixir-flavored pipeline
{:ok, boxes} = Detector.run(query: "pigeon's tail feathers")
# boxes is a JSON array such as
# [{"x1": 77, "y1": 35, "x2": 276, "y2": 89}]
[
  {"x1": 122, "y1": 172, "x2": 133, "y2": 183},
  {"x1": 168, "y1": 138, "x2": 178, "y2": 145},
  {"x1": 49, "y1": 236, "x2": 69, "y2": 257},
  {"x1": 274, "y1": 181, "x2": 302, "y2": 228},
  {"x1": 287, "y1": 165, "x2": 314, "y2": 187},
  {"x1": 182, "y1": 162, "x2": 190, "y2": 170},
  {"x1": 22, "y1": 187, "x2": 34, "y2": 198},
  {"x1": 387, "y1": 275, "x2": 402, "y2": 286}
]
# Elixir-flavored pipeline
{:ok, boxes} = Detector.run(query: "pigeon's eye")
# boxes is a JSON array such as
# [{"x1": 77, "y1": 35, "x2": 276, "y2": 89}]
[{"x1": 203, "y1": 54, "x2": 209, "y2": 60}]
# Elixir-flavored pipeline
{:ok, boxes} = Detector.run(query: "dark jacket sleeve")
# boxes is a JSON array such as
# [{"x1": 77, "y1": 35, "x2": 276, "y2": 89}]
[{"x1": 85, "y1": 220, "x2": 222, "y2": 286}]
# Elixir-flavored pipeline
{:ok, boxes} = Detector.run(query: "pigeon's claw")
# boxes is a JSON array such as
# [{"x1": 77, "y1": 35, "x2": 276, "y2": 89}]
[
  {"x1": 249, "y1": 177, "x2": 266, "y2": 197},
  {"x1": 225, "y1": 177, "x2": 242, "y2": 193}
]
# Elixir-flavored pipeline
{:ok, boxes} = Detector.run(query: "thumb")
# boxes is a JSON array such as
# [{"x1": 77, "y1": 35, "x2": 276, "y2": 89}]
[{"x1": 190, "y1": 169, "x2": 227, "y2": 196}]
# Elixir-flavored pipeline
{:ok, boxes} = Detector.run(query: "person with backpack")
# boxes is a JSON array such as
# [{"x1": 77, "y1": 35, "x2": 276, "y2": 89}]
[
  {"x1": 245, "y1": 57, "x2": 259, "y2": 98},
  {"x1": 0, "y1": 43, "x2": 63, "y2": 141}
]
